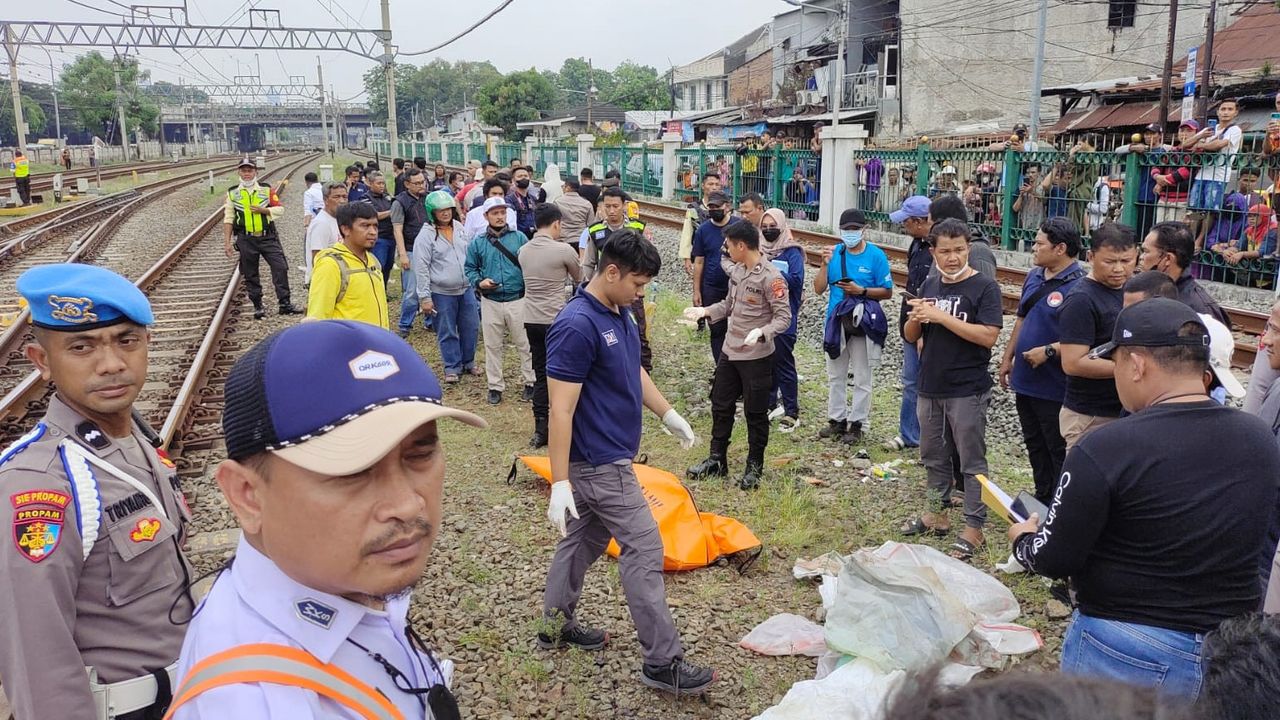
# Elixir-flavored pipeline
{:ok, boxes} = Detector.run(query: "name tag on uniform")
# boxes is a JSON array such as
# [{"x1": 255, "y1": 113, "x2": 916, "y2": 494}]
[
  {"x1": 296, "y1": 599, "x2": 338, "y2": 629},
  {"x1": 602, "y1": 329, "x2": 619, "y2": 346}
]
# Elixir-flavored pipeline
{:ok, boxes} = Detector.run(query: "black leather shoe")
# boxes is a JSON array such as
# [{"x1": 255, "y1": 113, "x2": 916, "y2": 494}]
[
  {"x1": 529, "y1": 419, "x2": 548, "y2": 448},
  {"x1": 278, "y1": 304, "x2": 304, "y2": 315},
  {"x1": 252, "y1": 307, "x2": 266, "y2": 320},
  {"x1": 641, "y1": 657, "x2": 717, "y2": 695},
  {"x1": 818, "y1": 419, "x2": 846, "y2": 440},
  {"x1": 522, "y1": 384, "x2": 535, "y2": 402},
  {"x1": 841, "y1": 421, "x2": 864, "y2": 445},
  {"x1": 687, "y1": 456, "x2": 728, "y2": 480},
  {"x1": 739, "y1": 461, "x2": 763, "y2": 491},
  {"x1": 487, "y1": 390, "x2": 502, "y2": 405},
  {"x1": 537, "y1": 623, "x2": 608, "y2": 651}
]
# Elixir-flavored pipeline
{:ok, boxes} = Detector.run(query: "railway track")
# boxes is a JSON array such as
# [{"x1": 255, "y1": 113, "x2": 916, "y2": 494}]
[
  {"x1": 0, "y1": 157, "x2": 236, "y2": 200},
  {"x1": 635, "y1": 199, "x2": 1265, "y2": 370},
  {"x1": 0, "y1": 152, "x2": 319, "y2": 449}
]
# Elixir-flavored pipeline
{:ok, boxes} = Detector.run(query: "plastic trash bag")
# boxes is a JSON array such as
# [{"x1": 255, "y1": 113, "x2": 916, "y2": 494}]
[
  {"x1": 753, "y1": 658, "x2": 905, "y2": 720},
  {"x1": 824, "y1": 542, "x2": 1039, "y2": 673},
  {"x1": 740, "y1": 614, "x2": 827, "y2": 657}
]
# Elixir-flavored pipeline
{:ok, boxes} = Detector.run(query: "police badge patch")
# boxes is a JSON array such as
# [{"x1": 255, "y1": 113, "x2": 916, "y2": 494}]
[{"x1": 10, "y1": 490, "x2": 70, "y2": 563}]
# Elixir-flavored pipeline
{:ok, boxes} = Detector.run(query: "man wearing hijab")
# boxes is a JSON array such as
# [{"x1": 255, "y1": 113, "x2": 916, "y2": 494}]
[{"x1": 760, "y1": 208, "x2": 805, "y2": 431}]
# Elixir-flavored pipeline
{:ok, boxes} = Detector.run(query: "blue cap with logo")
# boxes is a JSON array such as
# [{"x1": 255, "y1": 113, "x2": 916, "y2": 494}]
[
  {"x1": 16, "y1": 263, "x2": 154, "y2": 331},
  {"x1": 889, "y1": 195, "x2": 932, "y2": 225},
  {"x1": 222, "y1": 320, "x2": 486, "y2": 476}
]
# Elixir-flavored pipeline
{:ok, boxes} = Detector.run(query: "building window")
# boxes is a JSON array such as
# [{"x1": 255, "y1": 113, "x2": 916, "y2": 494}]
[{"x1": 1108, "y1": 0, "x2": 1136, "y2": 28}]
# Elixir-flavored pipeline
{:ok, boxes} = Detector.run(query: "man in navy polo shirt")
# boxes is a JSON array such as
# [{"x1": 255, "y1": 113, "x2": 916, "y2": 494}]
[
  {"x1": 691, "y1": 190, "x2": 734, "y2": 362},
  {"x1": 998, "y1": 217, "x2": 1085, "y2": 505},
  {"x1": 538, "y1": 230, "x2": 716, "y2": 696}
]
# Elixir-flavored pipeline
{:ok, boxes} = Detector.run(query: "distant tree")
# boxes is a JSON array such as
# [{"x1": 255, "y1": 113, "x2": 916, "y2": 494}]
[
  {"x1": 477, "y1": 70, "x2": 558, "y2": 139},
  {"x1": 59, "y1": 52, "x2": 159, "y2": 142},
  {"x1": 608, "y1": 62, "x2": 669, "y2": 111},
  {"x1": 363, "y1": 63, "x2": 416, "y2": 129},
  {"x1": 141, "y1": 81, "x2": 209, "y2": 104},
  {"x1": 0, "y1": 96, "x2": 47, "y2": 146},
  {"x1": 366, "y1": 60, "x2": 502, "y2": 133}
]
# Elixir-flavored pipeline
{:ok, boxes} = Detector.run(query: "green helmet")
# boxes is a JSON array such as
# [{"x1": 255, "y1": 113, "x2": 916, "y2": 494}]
[{"x1": 424, "y1": 190, "x2": 456, "y2": 214}]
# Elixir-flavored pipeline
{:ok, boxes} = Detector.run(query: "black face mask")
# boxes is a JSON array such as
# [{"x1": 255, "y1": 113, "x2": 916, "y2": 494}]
[
  {"x1": 708, "y1": 209, "x2": 727, "y2": 222},
  {"x1": 762, "y1": 227, "x2": 782, "y2": 242},
  {"x1": 515, "y1": 179, "x2": 530, "y2": 189}
]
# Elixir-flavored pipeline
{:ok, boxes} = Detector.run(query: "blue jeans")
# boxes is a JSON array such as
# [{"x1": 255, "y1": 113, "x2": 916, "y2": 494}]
[
  {"x1": 898, "y1": 340, "x2": 921, "y2": 446},
  {"x1": 372, "y1": 237, "x2": 395, "y2": 284},
  {"x1": 1062, "y1": 611, "x2": 1204, "y2": 700},
  {"x1": 770, "y1": 332, "x2": 799, "y2": 418},
  {"x1": 397, "y1": 268, "x2": 433, "y2": 332},
  {"x1": 432, "y1": 291, "x2": 479, "y2": 375}
]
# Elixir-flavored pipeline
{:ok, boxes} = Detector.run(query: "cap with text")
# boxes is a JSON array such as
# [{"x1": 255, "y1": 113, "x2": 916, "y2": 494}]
[
  {"x1": 1089, "y1": 298, "x2": 1209, "y2": 360},
  {"x1": 16, "y1": 263, "x2": 154, "y2": 331},
  {"x1": 223, "y1": 320, "x2": 486, "y2": 476}
]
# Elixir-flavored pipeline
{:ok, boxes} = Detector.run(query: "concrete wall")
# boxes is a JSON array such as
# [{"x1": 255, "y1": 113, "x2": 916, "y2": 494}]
[
  {"x1": 889, "y1": 0, "x2": 1245, "y2": 138},
  {"x1": 729, "y1": 51, "x2": 775, "y2": 106}
]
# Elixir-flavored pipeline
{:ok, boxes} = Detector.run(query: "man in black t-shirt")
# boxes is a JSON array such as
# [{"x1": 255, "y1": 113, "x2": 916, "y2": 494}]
[
  {"x1": 1139, "y1": 220, "x2": 1231, "y2": 328},
  {"x1": 1058, "y1": 222, "x2": 1138, "y2": 449},
  {"x1": 901, "y1": 218, "x2": 1004, "y2": 560},
  {"x1": 578, "y1": 167, "x2": 602, "y2": 211},
  {"x1": 1010, "y1": 298, "x2": 1280, "y2": 700}
]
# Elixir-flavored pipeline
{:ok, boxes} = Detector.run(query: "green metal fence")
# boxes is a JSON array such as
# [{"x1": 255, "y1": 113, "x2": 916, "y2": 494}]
[
  {"x1": 849, "y1": 141, "x2": 1280, "y2": 289},
  {"x1": 601, "y1": 146, "x2": 661, "y2": 197},
  {"x1": 428, "y1": 143, "x2": 442, "y2": 163},
  {"x1": 446, "y1": 143, "x2": 464, "y2": 166},
  {"x1": 470, "y1": 143, "x2": 487, "y2": 163},
  {"x1": 532, "y1": 145, "x2": 579, "y2": 176},
  {"x1": 496, "y1": 142, "x2": 523, "y2": 167}
]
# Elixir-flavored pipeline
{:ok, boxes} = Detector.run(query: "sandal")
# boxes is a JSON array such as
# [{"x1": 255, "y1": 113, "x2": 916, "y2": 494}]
[
  {"x1": 948, "y1": 538, "x2": 977, "y2": 561},
  {"x1": 900, "y1": 517, "x2": 950, "y2": 537},
  {"x1": 778, "y1": 416, "x2": 800, "y2": 434}
]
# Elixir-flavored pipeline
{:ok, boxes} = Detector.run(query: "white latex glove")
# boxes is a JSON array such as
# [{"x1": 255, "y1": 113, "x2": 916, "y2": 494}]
[
  {"x1": 743, "y1": 328, "x2": 764, "y2": 346},
  {"x1": 682, "y1": 306, "x2": 707, "y2": 322},
  {"x1": 547, "y1": 481, "x2": 579, "y2": 537},
  {"x1": 662, "y1": 408, "x2": 698, "y2": 449}
]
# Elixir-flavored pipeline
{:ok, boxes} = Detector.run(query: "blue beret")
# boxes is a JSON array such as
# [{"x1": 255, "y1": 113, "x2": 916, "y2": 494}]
[{"x1": 16, "y1": 264, "x2": 154, "y2": 331}]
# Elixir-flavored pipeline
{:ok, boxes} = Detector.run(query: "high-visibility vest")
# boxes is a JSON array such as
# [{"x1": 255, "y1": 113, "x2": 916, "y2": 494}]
[
  {"x1": 12, "y1": 156, "x2": 28, "y2": 178},
  {"x1": 162, "y1": 643, "x2": 404, "y2": 720},
  {"x1": 228, "y1": 186, "x2": 270, "y2": 235}
]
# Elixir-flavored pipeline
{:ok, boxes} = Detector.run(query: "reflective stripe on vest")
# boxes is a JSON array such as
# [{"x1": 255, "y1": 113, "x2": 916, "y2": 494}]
[
  {"x1": 13, "y1": 157, "x2": 29, "y2": 177},
  {"x1": 229, "y1": 188, "x2": 266, "y2": 234},
  {"x1": 162, "y1": 643, "x2": 404, "y2": 720}
]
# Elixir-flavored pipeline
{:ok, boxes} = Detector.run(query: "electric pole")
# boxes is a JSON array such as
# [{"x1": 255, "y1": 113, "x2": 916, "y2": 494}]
[
  {"x1": 587, "y1": 59, "x2": 594, "y2": 127},
  {"x1": 5, "y1": 26, "x2": 26, "y2": 152},
  {"x1": 1158, "y1": 0, "x2": 1179, "y2": 130},
  {"x1": 113, "y1": 56, "x2": 131, "y2": 160},
  {"x1": 829, "y1": 0, "x2": 847, "y2": 129},
  {"x1": 317, "y1": 57, "x2": 328, "y2": 155},
  {"x1": 380, "y1": 0, "x2": 398, "y2": 154},
  {"x1": 1028, "y1": 0, "x2": 1048, "y2": 142},
  {"x1": 1198, "y1": 0, "x2": 1219, "y2": 124}
]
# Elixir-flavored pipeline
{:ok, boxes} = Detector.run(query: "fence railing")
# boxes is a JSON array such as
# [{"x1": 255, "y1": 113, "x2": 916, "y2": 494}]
[
  {"x1": 496, "y1": 142, "x2": 522, "y2": 167},
  {"x1": 532, "y1": 145, "x2": 579, "y2": 176}
]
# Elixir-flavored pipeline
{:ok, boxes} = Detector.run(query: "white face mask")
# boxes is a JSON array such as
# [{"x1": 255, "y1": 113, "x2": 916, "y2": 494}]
[
  {"x1": 940, "y1": 264, "x2": 971, "y2": 282},
  {"x1": 239, "y1": 177, "x2": 255, "y2": 189}
]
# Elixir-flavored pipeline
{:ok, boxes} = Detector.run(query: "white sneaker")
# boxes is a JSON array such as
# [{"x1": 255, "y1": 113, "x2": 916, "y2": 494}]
[
  {"x1": 883, "y1": 436, "x2": 907, "y2": 451},
  {"x1": 767, "y1": 404, "x2": 786, "y2": 422},
  {"x1": 778, "y1": 416, "x2": 799, "y2": 433}
]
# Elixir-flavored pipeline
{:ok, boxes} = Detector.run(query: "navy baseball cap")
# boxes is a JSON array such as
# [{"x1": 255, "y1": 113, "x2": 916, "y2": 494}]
[
  {"x1": 1089, "y1": 298, "x2": 1209, "y2": 360},
  {"x1": 889, "y1": 195, "x2": 931, "y2": 225},
  {"x1": 17, "y1": 263, "x2": 154, "y2": 330},
  {"x1": 223, "y1": 320, "x2": 486, "y2": 475}
]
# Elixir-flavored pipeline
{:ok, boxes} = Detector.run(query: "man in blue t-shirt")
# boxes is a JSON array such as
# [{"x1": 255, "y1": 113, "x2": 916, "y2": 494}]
[
  {"x1": 691, "y1": 190, "x2": 735, "y2": 362},
  {"x1": 998, "y1": 217, "x2": 1085, "y2": 505},
  {"x1": 814, "y1": 209, "x2": 893, "y2": 444},
  {"x1": 540, "y1": 230, "x2": 717, "y2": 696}
]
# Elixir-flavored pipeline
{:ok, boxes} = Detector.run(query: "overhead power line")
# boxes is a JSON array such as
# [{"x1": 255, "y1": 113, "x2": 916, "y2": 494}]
[{"x1": 398, "y1": 0, "x2": 519, "y2": 57}]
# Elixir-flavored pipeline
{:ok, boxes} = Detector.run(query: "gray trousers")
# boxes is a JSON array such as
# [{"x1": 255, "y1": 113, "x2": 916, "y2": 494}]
[
  {"x1": 543, "y1": 461, "x2": 683, "y2": 665},
  {"x1": 918, "y1": 392, "x2": 991, "y2": 529}
]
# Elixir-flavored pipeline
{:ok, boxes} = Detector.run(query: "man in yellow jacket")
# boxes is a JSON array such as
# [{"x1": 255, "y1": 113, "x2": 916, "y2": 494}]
[{"x1": 306, "y1": 202, "x2": 390, "y2": 329}]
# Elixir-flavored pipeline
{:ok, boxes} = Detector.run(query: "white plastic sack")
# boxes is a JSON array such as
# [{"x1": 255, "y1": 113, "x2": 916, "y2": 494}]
[
  {"x1": 740, "y1": 613, "x2": 827, "y2": 657},
  {"x1": 752, "y1": 657, "x2": 905, "y2": 720},
  {"x1": 824, "y1": 542, "x2": 1038, "y2": 673}
]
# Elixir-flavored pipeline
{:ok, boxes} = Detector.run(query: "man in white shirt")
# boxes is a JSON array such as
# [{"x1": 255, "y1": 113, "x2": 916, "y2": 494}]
[
  {"x1": 1186, "y1": 98, "x2": 1243, "y2": 248},
  {"x1": 301, "y1": 172, "x2": 323, "y2": 229},
  {"x1": 463, "y1": 179, "x2": 515, "y2": 238},
  {"x1": 304, "y1": 182, "x2": 345, "y2": 285}
]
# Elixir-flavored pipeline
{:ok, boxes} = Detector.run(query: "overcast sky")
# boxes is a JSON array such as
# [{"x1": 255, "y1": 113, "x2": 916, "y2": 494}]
[{"x1": 13, "y1": 0, "x2": 788, "y2": 103}]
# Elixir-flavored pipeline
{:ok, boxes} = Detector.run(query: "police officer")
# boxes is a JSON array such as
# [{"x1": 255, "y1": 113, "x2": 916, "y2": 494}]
[
  {"x1": 222, "y1": 157, "x2": 303, "y2": 320},
  {"x1": 0, "y1": 264, "x2": 195, "y2": 720},
  {"x1": 168, "y1": 320, "x2": 482, "y2": 719},
  {"x1": 580, "y1": 187, "x2": 655, "y2": 371}
]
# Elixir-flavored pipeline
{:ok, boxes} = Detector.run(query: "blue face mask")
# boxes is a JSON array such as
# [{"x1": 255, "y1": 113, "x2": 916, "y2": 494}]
[{"x1": 841, "y1": 230, "x2": 863, "y2": 248}]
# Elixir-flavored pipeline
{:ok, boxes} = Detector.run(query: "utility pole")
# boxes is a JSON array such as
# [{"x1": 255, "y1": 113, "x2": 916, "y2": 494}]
[
  {"x1": 317, "y1": 57, "x2": 328, "y2": 155},
  {"x1": 46, "y1": 53, "x2": 60, "y2": 144},
  {"x1": 5, "y1": 26, "x2": 26, "y2": 152},
  {"x1": 380, "y1": 0, "x2": 398, "y2": 154},
  {"x1": 1157, "y1": 0, "x2": 1179, "y2": 130},
  {"x1": 587, "y1": 59, "x2": 594, "y2": 127},
  {"x1": 1198, "y1": 0, "x2": 1219, "y2": 124},
  {"x1": 113, "y1": 56, "x2": 131, "y2": 160},
  {"x1": 1028, "y1": 0, "x2": 1049, "y2": 142},
  {"x1": 828, "y1": 0, "x2": 847, "y2": 129}
]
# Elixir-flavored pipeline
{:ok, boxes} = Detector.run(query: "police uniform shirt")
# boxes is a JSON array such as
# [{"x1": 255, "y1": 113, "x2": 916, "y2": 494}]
[
  {"x1": 0, "y1": 394, "x2": 193, "y2": 720},
  {"x1": 173, "y1": 536, "x2": 445, "y2": 720},
  {"x1": 223, "y1": 181, "x2": 284, "y2": 234}
]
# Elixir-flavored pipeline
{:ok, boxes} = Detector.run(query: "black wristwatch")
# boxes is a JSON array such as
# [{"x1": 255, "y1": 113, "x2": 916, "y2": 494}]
[{"x1": 1043, "y1": 344, "x2": 1057, "y2": 359}]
